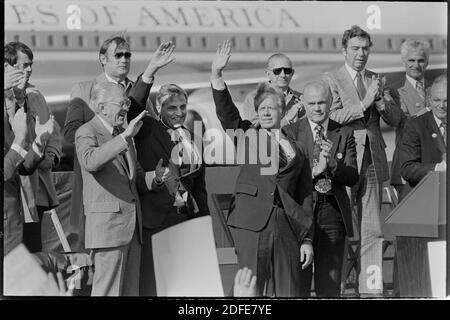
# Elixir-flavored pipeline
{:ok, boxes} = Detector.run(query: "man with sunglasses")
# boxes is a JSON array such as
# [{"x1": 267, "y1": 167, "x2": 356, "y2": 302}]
[
  {"x1": 323, "y1": 25, "x2": 403, "y2": 296},
  {"x1": 63, "y1": 36, "x2": 175, "y2": 252},
  {"x1": 242, "y1": 53, "x2": 305, "y2": 127},
  {"x1": 75, "y1": 82, "x2": 154, "y2": 296},
  {"x1": 4, "y1": 41, "x2": 62, "y2": 254}
]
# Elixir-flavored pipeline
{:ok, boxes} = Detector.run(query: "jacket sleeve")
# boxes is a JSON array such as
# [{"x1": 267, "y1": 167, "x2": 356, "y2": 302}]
[
  {"x1": 63, "y1": 83, "x2": 88, "y2": 145},
  {"x1": 376, "y1": 87, "x2": 405, "y2": 128},
  {"x1": 127, "y1": 74, "x2": 153, "y2": 121},
  {"x1": 399, "y1": 119, "x2": 436, "y2": 186},
  {"x1": 191, "y1": 164, "x2": 210, "y2": 216},
  {"x1": 329, "y1": 129, "x2": 359, "y2": 187}
]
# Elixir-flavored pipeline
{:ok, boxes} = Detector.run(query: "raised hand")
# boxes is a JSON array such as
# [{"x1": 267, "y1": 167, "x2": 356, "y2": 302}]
[
  {"x1": 211, "y1": 40, "x2": 232, "y2": 78},
  {"x1": 362, "y1": 75, "x2": 381, "y2": 110},
  {"x1": 144, "y1": 41, "x2": 176, "y2": 78},
  {"x1": 11, "y1": 107, "x2": 28, "y2": 146},
  {"x1": 233, "y1": 267, "x2": 257, "y2": 297},
  {"x1": 35, "y1": 114, "x2": 57, "y2": 147},
  {"x1": 123, "y1": 110, "x2": 148, "y2": 139},
  {"x1": 4, "y1": 68, "x2": 25, "y2": 91}
]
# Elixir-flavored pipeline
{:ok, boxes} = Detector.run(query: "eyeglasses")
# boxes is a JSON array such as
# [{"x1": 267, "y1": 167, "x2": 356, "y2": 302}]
[
  {"x1": 107, "y1": 98, "x2": 131, "y2": 109},
  {"x1": 114, "y1": 52, "x2": 132, "y2": 60},
  {"x1": 271, "y1": 67, "x2": 293, "y2": 75},
  {"x1": 14, "y1": 62, "x2": 33, "y2": 70}
]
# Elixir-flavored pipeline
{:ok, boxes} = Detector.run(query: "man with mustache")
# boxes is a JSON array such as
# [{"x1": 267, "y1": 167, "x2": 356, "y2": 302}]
[{"x1": 323, "y1": 25, "x2": 403, "y2": 296}]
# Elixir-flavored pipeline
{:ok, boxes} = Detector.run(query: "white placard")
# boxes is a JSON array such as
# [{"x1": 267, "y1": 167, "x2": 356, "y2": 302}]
[
  {"x1": 152, "y1": 216, "x2": 224, "y2": 297},
  {"x1": 427, "y1": 241, "x2": 446, "y2": 298}
]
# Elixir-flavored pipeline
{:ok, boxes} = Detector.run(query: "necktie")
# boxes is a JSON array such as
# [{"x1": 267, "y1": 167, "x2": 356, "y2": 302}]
[
  {"x1": 112, "y1": 126, "x2": 130, "y2": 173},
  {"x1": 356, "y1": 72, "x2": 371, "y2": 122},
  {"x1": 313, "y1": 125, "x2": 324, "y2": 166},
  {"x1": 441, "y1": 122, "x2": 447, "y2": 146},
  {"x1": 278, "y1": 142, "x2": 287, "y2": 170},
  {"x1": 416, "y1": 81, "x2": 425, "y2": 101}
]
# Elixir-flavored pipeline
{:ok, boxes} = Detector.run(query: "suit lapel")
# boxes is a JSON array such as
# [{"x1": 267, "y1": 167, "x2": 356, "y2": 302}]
[
  {"x1": 327, "y1": 120, "x2": 341, "y2": 157},
  {"x1": 426, "y1": 112, "x2": 446, "y2": 154},
  {"x1": 400, "y1": 80, "x2": 426, "y2": 115},
  {"x1": 338, "y1": 66, "x2": 361, "y2": 108}
]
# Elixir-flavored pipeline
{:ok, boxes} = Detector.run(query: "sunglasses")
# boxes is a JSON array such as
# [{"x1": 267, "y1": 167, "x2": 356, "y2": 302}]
[
  {"x1": 114, "y1": 52, "x2": 132, "y2": 59},
  {"x1": 272, "y1": 67, "x2": 293, "y2": 75}
]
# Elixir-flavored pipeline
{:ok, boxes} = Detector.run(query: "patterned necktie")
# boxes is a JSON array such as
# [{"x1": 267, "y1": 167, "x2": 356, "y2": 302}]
[
  {"x1": 313, "y1": 124, "x2": 324, "y2": 166},
  {"x1": 278, "y1": 142, "x2": 287, "y2": 170},
  {"x1": 356, "y1": 72, "x2": 371, "y2": 122},
  {"x1": 416, "y1": 81, "x2": 425, "y2": 102},
  {"x1": 441, "y1": 122, "x2": 447, "y2": 146}
]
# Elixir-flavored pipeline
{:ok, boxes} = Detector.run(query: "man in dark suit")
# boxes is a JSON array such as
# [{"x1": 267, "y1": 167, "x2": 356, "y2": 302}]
[
  {"x1": 283, "y1": 81, "x2": 358, "y2": 297},
  {"x1": 400, "y1": 74, "x2": 447, "y2": 187},
  {"x1": 63, "y1": 37, "x2": 174, "y2": 251},
  {"x1": 75, "y1": 82, "x2": 153, "y2": 296},
  {"x1": 134, "y1": 83, "x2": 209, "y2": 296},
  {"x1": 323, "y1": 25, "x2": 403, "y2": 296},
  {"x1": 211, "y1": 40, "x2": 314, "y2": 297},
  {"x1": 390, "y1": 39, "x2": 432, "y2": 201},
  {"x1": 241, "y1": 53, "x2": 304, "y2": 127}
]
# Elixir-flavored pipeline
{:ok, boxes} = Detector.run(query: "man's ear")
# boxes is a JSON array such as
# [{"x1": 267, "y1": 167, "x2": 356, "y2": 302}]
[
  {"x1": 265, "y1": 69, "x2": 271, "y2": 79},
  {"x1": 4, "y1": 62, "x2": 11, "y2": 69},
  {"x1": 99, "y1": 54, "x2": 107, "y2": 67},
  {"x1": 341, "y1": 47, "x2": 347, "y2": 57}
]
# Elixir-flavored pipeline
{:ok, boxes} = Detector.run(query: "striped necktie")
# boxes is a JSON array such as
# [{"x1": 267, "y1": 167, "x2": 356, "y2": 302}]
[
  {"x1": 416, "y1": 81, "x2": 425, "y2": 101},
  {"x1": 441, "y1": 122, "x2": 447, "y2": 146}
]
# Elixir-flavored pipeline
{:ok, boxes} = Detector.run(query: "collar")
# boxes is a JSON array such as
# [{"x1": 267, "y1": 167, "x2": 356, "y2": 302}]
[
  {"x1": 308, "y1": 118, "x2": 329, "y2": 136},
  {"x1": 433, "y1": 113, "x2": 443, "y2": 128},
  {"x1": 345, "y1": 63, "x2": 365, "y2": 81},
  {"x1": 104, "y1": 72, "x2": 128, "y2": 88},
  {"x1": 96, "y1": 114, "x2": 114, "y2": 135},
  {"x1": 405, "y1": 74, "x2": 424, "y2": 90}
]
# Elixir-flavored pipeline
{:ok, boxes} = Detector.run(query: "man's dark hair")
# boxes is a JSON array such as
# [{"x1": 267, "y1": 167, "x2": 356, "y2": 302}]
[
  {"x1": 341, "y1": 25, "x2": 373, "y2": 49},
  {"x1": 4, "y1": 41, "x2": 34, "y2": 66},
  {"x1": 98, "y1": 35, "x2": 130, "y2": 67}
]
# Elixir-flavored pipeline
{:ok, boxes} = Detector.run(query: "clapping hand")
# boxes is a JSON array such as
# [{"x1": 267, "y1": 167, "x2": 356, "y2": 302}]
[
  {"x1": 4, "y1": 68, "x2": 26, "y2": 91},
  {"x1": 35, "y1": 114, "x2": 57, "y2": 147},
  {"x1": 211, "y1": 40, "x2": 232, "y2": 78},
  {"x1": 47, "y1": 272, "x2": 74, "y2": 297},
  {"x1": 123, "y1": 110, "x2": 148, "y2": 139}
]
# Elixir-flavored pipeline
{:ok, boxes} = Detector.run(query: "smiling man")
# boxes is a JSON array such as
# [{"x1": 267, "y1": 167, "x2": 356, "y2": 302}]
[
  {"x1": 63, "y1": 35, "x2": 175, "y2": 252},
  {"x1": 283, "y1": 81, "x2": 358, "y2": 297},
  {"x1": 390, "y1": 39, "x2": 432, "y2": 201},
  {"x1": 134, "y1": 83, "x2": 210, "y2": 296},
  {"x1": 323, "y1": 25, "x2": 403, "y2": 296},
  {"x1": 242, "y1": 53, "x2": 304, "y2": 127},
  {"x1": 211, "y1": 40, "x2": 313, "y2": 297}
]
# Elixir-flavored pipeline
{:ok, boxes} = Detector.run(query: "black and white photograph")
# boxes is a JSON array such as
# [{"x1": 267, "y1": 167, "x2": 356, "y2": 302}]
[{"x1": 2, "y1": 0, "x2": 448, "y2": 305}]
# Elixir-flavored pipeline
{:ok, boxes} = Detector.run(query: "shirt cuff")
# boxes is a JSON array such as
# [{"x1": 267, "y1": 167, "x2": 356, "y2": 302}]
[
  {"x1": 303, "y1": 238, "x2": 313, "y2": 243},
  {"x1": 210, "y1": 77, "x2": 226, "y2": 90},
  {"x1": 145, "y1": 171, "x2": 156, "y2": 190},
  {"x1": 10, "y1": 143, "x2": 28, "y2": 159},
  {"x1": 141, "y1": 75, "x2": 154, "y2": 84}
]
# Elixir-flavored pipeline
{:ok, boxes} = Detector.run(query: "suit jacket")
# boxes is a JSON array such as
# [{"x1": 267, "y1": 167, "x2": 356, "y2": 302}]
[
  {"x1": 63, "y1": 72, "x2": 150, "y2": 248},
  {"x1": 283, "y1": 118, "x2": 358, "y2": 237},
  {"x1": 213, "y1": 84, "x2": 314, "y2": 244},
  {"x1": 4, "y1": 103, "x2": 44, "y2": 254},
  {"x1": 390, "y1": 76, "x2": 431, "y2": 185},
  {"x1": 399, "y1": 111, "x2": 446, "y2": 187},
  {"x1": 75, "y1": 116, "x2": 150, "y2": 249},
  {"x1": 323, "y1": 65, "x2": 403, "y2": 182},
  {"x1": 134, "y1": 116, "x2": 210, "y2": 230}
]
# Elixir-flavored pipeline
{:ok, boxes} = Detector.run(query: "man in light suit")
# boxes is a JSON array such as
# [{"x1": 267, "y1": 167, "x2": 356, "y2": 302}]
[
  {"x1": 4, "y1": 41, "x2": 63, "y2": 253},
  {"x1": 283, "y1": 81, "x2": 359, "y2": 297},
  {"x1": 75, "y1": 82, "x2": 154, "y2": 296},
  {"x1": 399, "y1": 74, "x2": 447, "y2": 187},
  {"x1": 390, "y1": 39, "x2": 432, "y2": 201},
  {"x1": 241, "y1": 53, "x2": 304, "y2": 127},
  {"x1": 323, "y1": 25, "x2": 403, "y2": 296},
  {"x1": 63, "y1": 37, "x2": 174, "y2": 251},
  {"x1": 211, "y1": 41, "x2": 314, "y2": 297}
]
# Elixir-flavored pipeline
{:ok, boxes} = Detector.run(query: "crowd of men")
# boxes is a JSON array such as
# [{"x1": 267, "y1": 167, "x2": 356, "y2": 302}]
[{"x1": 3, "y1": 24, "x2": 447, "y2": 297}]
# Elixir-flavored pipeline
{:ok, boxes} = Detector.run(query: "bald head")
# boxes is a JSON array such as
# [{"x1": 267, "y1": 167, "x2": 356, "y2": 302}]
[
  {"x1": 265, "y1": 53, "x2": 294, "y2": 91},
  {"x1": 302, "y1": 80, "x2": 332, "y2": 124},
  {"x1": 427, "y1": 74, "x2": 447, "y2": 121}
]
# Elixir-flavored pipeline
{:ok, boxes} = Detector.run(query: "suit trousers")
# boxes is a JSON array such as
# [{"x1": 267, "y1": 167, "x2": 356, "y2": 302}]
[
  {"x1": 230, "y1": 207, "x2": 311, "y2": 297},
  {"x1": 90, "y1": 225, "x2": 141, "y2": 296},
  {"x1": 139, "y1": 211, "x2": 190, "y2": 296},
  {"x1": 351, "y1": 143, "x2": 384, "y2": 295},
  {"x1": 313, "y1": 197, "x2": 346, "y2": 297},
  {"x1": 22, "y1": 207, "x2": 46, "y2": 253}
]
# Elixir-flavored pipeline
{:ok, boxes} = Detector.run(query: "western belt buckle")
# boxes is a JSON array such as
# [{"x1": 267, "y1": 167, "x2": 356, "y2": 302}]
[{"x1": 314, "y1": 177, "x2": 332, "y2": 194}]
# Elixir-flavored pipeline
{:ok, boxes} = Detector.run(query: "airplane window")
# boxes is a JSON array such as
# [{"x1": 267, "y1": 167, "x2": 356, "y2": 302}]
[
  {"x1": 171, "y1": 36, "x2": 176, "y2": 46},
  {"x1": 428, "y1": 39, "x2": 434, "y2": 49},
  {"x1": 246, "y1": 37, "x2": 251, "y2": 48},
  {"x1": 14, "y1": 35, "x2": 20, "y2": 42},
  {"x1": 261, "y1": 37, "x2": 265, "y2": 48},
  {"x1": 442, "y1": 39, "x2": 446, "y2": 49},
  {"x1": 63, "y1": 35, "x2": 69, "y2": 47},
  {"x1": 231, "y1": 37, "x2": 236, "y2": 47},
  {"x1": 156, "y1": 36, "x2": 161, "y2": 46},
  {"x1": 94, "y1": 35, "x2": 100, "y2": 47},
  {"x1": 274, "y1": 37, "x2": 280, "y2": 49},
  {"x1": 318, "y1": 38, "x2": 323, "y2": 49},
  {"x1": 187, "y1": 36, "x2": 191, "y2": 48},
  {"x1": 304, "y1": 38, "x2": 310, "y2": 50},
  {"x1": 48, "y1": 35, "x2": 54, "y2": 47},
  {"x1": 126, "y1": 36, "x2": 131, "y2": 47},
  {"x1": 387, "y1": 38, "x2": 393, "y2": 50},
  {"x1": 31, "y1": 35, "x2": 38, "y2": 47},
  {"x1": 201, "y1": 37, "x2": 207, "y2": 48},
  {"x1": 332, "y1": 38, "x2": 337, "y2": 49},
  {"x1": 141, "y1": 36, "x2": 146, "y2": 47}
]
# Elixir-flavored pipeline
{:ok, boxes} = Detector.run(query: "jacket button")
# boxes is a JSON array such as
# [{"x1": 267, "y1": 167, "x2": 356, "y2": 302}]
[{"x1": 270, "y1": 192, "x2": 274, "y2": 196}]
